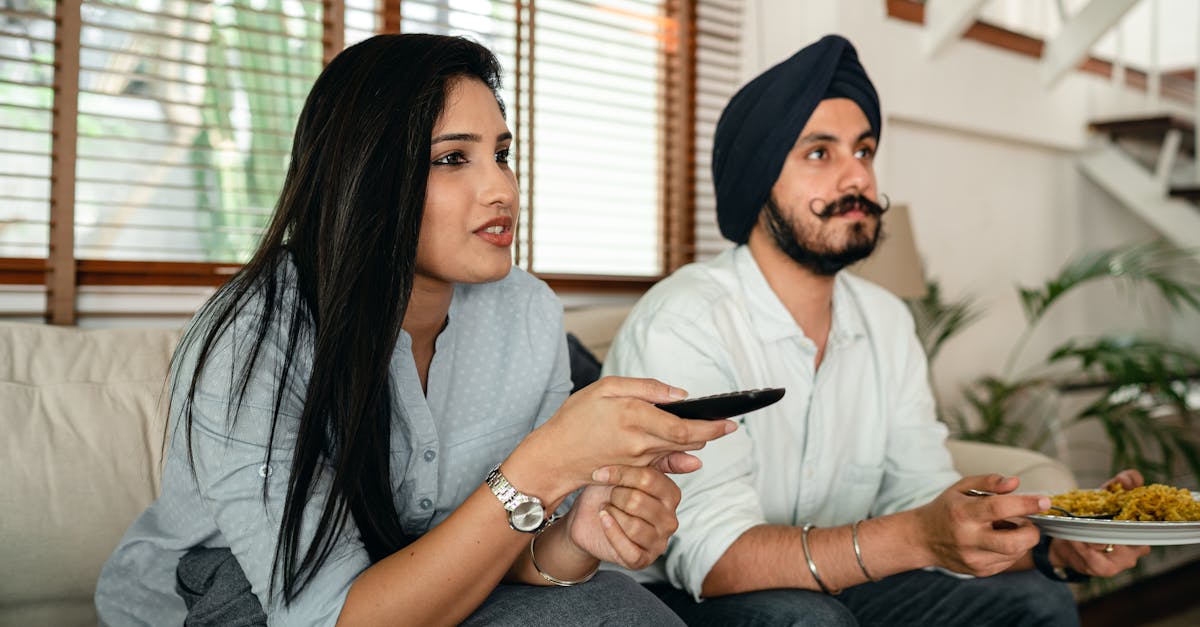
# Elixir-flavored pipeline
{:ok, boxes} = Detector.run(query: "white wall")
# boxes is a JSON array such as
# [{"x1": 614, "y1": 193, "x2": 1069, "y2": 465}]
[{"x1": 735, "y1": 0, "x2": 1199, "y2": 409}]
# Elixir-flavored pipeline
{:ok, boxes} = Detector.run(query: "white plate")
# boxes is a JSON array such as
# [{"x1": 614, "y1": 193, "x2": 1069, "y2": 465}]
[{"x1": 1026, "y1": 492, "x2": 1200, "y2": 546}]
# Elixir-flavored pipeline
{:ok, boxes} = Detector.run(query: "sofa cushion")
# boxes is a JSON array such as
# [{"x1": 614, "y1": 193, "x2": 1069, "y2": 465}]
[
  {"x1": 566, "y1": 332, "x2": 602, "y2": 393},
  {"x1": 0, "y1": 322, "x2": 181, "y2": 626}
]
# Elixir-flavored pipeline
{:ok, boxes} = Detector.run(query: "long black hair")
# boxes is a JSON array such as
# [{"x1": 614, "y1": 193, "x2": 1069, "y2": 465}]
[{"x1": 172, "y1": 34, "x2": 503, "y2": 603}]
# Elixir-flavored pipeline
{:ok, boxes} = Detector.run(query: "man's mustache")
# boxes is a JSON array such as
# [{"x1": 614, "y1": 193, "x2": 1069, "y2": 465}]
[{"x1": 809, "y1": 194, "x2": 888, "y2": 219}]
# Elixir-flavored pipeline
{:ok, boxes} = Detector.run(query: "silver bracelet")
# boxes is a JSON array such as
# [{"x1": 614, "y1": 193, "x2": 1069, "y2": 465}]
[
  {"x1": 852, "y1": 520, "x2": 877, "y2": 582},
  {"x1": 800, "y1": 523, "x2": 834, "y2": 594},
  {"x1": 529, "y1": 516, "x2": 598, "y2": 586}
]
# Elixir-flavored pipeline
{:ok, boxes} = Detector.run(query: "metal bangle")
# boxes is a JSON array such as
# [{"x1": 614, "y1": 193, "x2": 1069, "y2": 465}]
[
  {"x1": 529, "y1": 517, "x2": 598, "y2": 586},
  {"x1": 800, "y1": 523, "x2": 834, "y2": 594},
  {"x1": 851, "y1": 520, "x2": 877, "y2": 582}
]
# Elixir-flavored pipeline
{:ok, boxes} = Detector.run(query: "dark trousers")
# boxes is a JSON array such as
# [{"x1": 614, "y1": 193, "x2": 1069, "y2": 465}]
[{"x1": 646, "y1": 568, "x2": 1079, "y2": 627}]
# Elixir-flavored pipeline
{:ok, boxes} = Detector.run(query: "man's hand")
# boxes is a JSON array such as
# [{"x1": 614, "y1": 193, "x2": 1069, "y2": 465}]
[
  {"x1": 565, "y1": 465, "x2": 683, "y2": 570},
  {"x1": 1049, "y1": 469, "x2": 1150, "y2": 577},
  {"x1": 914, "y1": 474, "x2": 1048, "y2": 576}
]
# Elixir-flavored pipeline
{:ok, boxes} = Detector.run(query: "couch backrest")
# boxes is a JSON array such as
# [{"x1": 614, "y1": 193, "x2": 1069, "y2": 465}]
[
  {"x1": 561, "y1": 304, "x2": 633, "y2": 363},
  {"x1": 0, "y1": 306, "x2": 635, "y2": 627},
  {"x1": 945, "y1": 439, "x2": 1077, "y2": 494},
  {"x1": 0, "y1": 322, "x2": 180, "y2": 627}
]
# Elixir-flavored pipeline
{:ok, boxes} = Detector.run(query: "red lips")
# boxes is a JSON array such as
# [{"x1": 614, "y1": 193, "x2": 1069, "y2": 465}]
[{"x1": 474, "y1": 216, "x2": 514, "y2": 247}]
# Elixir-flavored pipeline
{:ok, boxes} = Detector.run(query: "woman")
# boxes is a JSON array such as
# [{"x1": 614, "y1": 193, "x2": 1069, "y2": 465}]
[{"x1": 95, "y1": 34, "x2": 734, "y2": 625}]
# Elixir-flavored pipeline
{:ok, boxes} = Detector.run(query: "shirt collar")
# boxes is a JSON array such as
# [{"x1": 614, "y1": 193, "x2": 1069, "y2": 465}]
[{"x1": 732, "y1": 245, "x2": 866, "y2": 347}]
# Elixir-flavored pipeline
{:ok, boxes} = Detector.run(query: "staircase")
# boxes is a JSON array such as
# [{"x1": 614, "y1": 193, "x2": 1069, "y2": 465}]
[
  {"x1": 898, "y1": 0, "x2": 1200, "y2": 259},
  {"x1": 1080, "y1": 116, "x2": 1200, "y2": 260}
]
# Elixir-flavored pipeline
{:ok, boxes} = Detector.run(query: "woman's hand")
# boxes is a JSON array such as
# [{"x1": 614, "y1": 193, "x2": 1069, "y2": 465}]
[
  {"x1": 506, "y1": 376, "x2": 736, "y2": 505},
  {"x1": 565, "y1": 465, "x2": 684, "y2": 570}
]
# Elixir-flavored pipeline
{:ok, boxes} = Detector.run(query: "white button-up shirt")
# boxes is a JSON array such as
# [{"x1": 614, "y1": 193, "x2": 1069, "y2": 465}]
[{"x1": 603, "y1": 246, "x2": 960, "y2": 598}]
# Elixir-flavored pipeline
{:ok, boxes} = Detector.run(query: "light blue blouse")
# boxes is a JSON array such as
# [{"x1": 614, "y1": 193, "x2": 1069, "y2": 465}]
[{"x1": 95, "y1": 262, "x2": 572, "y2": 626}]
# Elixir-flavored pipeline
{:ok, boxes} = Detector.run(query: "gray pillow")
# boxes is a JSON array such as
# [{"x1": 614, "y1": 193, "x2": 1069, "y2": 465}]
[{"x1": 566, "y1": 333, "x2": 602, "y2": 394}]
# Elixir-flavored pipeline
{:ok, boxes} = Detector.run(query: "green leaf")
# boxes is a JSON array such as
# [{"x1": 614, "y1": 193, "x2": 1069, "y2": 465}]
[
  {"x1": 904, "y1": 280, "x2": 982, "y2": 362},
  {"x1": 1016, "y1": 241, "x2": 1200, "y2": 325},
  {"x1": 1048, "y1": 336, "x2": 1200, "y2": 391}
]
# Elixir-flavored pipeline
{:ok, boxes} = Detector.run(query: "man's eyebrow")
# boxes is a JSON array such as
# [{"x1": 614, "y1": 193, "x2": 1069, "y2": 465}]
[
  {"x1": 431, "y1": 131, "x2": 513, "y2": 144},
  {"x1": 797, "y1": 132, "x2": 839, "y2": 145},
  {"x1": 797, "y1": 129, "x2": 876, "y2": 145}
]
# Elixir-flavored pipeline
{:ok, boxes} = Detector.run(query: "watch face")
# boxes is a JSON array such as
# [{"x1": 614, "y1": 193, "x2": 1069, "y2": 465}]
[{"x1": 510, "y1": 499, "x2": 546, "y2": 532}]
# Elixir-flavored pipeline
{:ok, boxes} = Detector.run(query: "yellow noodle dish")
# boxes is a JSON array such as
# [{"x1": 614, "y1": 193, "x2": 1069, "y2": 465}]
[{"x1": 1048, "y1": 484, "x2": 1200, "y2": 522}]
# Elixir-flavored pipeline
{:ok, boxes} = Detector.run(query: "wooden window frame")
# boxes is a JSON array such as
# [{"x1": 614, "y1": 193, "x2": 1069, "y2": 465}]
[{"x1": 5, "y1": 0, "x2": 698, "y2": 323}]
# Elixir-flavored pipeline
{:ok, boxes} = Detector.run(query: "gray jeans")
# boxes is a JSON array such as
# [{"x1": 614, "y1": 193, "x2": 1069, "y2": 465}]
[
  {"x1": 646, "y1": 569, "x2": 1079, "y2": 627},
  {"x1": 177, "y1": 548, "x2": 681, "y2": 626},
  {"x1": 462, "y1": 571, "x2": 686, "y2": 626}
]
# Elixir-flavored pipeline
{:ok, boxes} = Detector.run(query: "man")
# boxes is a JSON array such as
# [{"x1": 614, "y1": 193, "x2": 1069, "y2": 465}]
[{"x1": 602, "y1": 34, "x2": 1148, "y2": 626}]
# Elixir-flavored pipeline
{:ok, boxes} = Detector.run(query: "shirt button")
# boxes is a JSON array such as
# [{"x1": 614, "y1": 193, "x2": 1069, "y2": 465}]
[
  {"x1": 423, "y1": 449, "x2": 436, "y2": 462},
  {"x1": 419, "y1": 498, "x2": 433, "y2": 510},
  {"x1": 258, "y1": 464, "x2": 272, "y2": 477}
]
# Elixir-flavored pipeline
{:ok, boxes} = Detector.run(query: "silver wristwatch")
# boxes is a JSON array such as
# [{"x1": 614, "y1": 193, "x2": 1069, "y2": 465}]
[{"x1": 485, "y1": 464, "x2": 552, "y2": 533}]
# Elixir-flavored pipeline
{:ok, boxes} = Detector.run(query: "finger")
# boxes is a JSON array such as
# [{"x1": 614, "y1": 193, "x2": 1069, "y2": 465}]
[
  {"x1": 603, "y1": 501, "x2": 664, "y2": 551},
  {"x1": 1070, "y1": 542, "x2": 1144, "y2": 578},
  {"x1": 597, "y1": 376, "x2": 688, "y2": 404},
  {"x1": 972, "y1": 493, "x2": 1052, "y2": 521},
  {"x1": 1077, "y1": 545, "x2": 1123, "y2": 577},
  {"x1": 956, "y1": 474, "x2": 1020, "y2": 496},
  {"x1": 1100, "y1": 469, "x2": 1136, "y2": 490},
  {"x1": 652, "y1": 451, "x2": 702, "y2": 474},
  {"x1": 976, "y1": 524, "x2": 1042, "y2": 557},
  {"x1": 1060, "y1": 541, "x2": 1103, "y2": 575},
  {"x1": 595, "y1": 466, "x2": 681, "y2": 509},
  {"x1": 1105, "y1": 544, "x2": 1150, "y2": 558},
  {"x1": 608, "y1": 486, "x2": 676, "y2": 531},
  {"x1": 1057, "y1": 539, "x2": 1134, "y2": 577},
  {"x1": 637, "y1": 410, "x2": 736, "y2": 449},
  {"x1": 598, "y1": 508, "x2": 652, "y2": 568}
]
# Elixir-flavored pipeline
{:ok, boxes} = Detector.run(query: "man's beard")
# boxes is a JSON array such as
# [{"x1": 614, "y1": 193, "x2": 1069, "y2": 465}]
[{"x1": 762, "y1": 193, "x2": 884, "y2": 276}]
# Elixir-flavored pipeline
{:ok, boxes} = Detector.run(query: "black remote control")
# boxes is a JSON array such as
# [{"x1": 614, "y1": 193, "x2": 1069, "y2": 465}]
[{"x1": 655, "y1": 387, "x2": 786, "y2": 420}]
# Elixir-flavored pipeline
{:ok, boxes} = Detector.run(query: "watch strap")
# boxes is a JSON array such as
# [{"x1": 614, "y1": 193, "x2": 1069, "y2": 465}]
[
  {"x1": 1032, "y1": 534, "x2": 1090, "y2": 583},
  {"x1": 485, "y1": 464, "x2": 521, "y2": 512},
  {"x1": 485, "y1": 464, "x2": 552, "y2": 533}
]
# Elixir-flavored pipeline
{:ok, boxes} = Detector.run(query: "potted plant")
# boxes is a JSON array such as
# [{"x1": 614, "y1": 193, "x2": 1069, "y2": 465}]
[{"x1": 907, "y1": 241, "x2": 1200, "y2": 487}]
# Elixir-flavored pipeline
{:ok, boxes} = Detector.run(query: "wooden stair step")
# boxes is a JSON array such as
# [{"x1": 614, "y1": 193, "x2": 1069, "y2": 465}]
[
  {"x1": 1089, "y1": 115, "x2": 1194, "y2": 135},
  {"x1": 1089, "y1": 115, "x2": 1195, "y2": 156},
  {"x1": 1168, "y1": 185, "x2": 1200, "y2": 202}
]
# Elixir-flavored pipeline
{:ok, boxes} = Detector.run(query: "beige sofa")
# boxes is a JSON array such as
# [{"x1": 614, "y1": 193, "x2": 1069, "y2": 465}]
[{"x1": 0, "y1": 306, "x2": 1076, "y2": 626}]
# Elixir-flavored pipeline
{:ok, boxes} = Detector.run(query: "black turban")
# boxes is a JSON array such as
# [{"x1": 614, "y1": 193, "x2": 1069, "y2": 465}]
[{"x1": 713, "y1": 34, "x2": 881, "y2": 244}]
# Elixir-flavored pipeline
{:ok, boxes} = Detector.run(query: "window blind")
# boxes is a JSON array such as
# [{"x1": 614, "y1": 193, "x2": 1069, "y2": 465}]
[
  {"x1": 522, "y1": 0, "x2": 665, "y2": 276},
  {"x1": 398, "y1": 0, "x2": 519, "y2": 144},
  {"x1": 72, "y1": 0, "x2": 325, "y2": 262},
  {"x1": 0, "y1": 1, "x2": 55, "y2": 260},
  {"x1": 1, "y1": 0, "x2": 720, "y2": 322},
  {"x1": 693, "y1": 0, "x2": 741, "y2": 261},
  {"x1": 345, "y1": 0, "x2": 380, "y2": 48},
  {"x1": 400, "y1": 0, "x2": 670, "y2": 277}
]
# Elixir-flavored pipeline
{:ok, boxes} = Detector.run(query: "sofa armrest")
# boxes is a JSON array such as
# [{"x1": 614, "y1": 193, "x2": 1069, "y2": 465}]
[{"x1": 946, "y1": 439, "x2": 1077, "y2": 495}]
